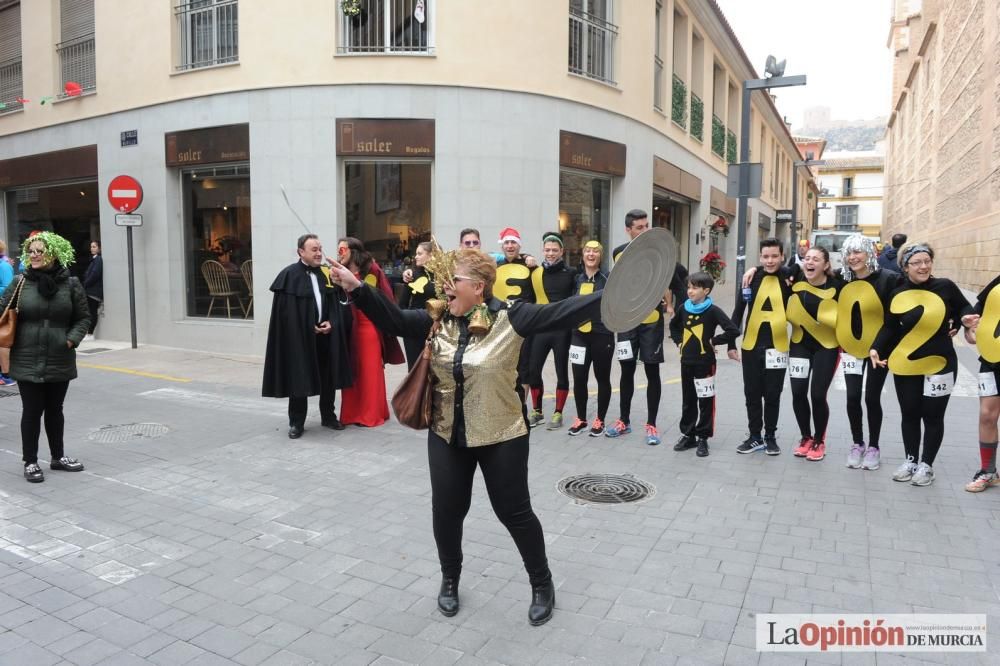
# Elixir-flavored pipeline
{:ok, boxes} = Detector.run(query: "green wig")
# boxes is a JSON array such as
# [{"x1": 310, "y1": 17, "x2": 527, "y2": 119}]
[{"x1": 21, "y1": 231, "x2": 76, "y2": 268}]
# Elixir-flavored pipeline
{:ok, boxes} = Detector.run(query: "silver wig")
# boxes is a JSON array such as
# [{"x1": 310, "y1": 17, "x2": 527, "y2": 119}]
[{"x1": 840, "y1": 234, "x2": 878, "y2": 282}]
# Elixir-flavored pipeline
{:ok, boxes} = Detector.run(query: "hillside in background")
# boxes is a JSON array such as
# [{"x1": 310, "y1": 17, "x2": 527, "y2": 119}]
[{"x1": 795, "y1": 124, "x2": 887, "y2": 152}]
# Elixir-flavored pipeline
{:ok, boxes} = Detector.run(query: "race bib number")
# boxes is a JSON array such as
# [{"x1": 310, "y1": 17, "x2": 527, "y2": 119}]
[
  {"x1": 788, "y1": 357, "x2": 810, "y2": 379},
  {"x1": 978, "y1": 372, "x2": 998, "y2": 397},
  {"x1": 923, "y1": 373, "x2": 954, "y2": 398},
  {"x1": 569, "y1": 345, "x2": 586, "y2": 365},
  {"x1": 616, "y1": 340, "x2": 634, "y2": 361},
  {"x1": 841, "y1": 353, "x2": 863, "y2": 375},
  {"x1": 694, "y1": 376, "x2": 715, "y2": 398},
  {"x1": 765, "y1": 348, "x2": 788, "y2": 370}
]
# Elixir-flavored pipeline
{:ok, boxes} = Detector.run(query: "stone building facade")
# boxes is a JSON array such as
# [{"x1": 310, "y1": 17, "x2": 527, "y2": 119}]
[{"x1": 884, "y1": 0, "x2": 1000, "y2": 291}]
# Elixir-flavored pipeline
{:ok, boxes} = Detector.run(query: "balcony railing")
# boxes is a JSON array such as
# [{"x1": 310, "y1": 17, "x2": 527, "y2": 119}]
[
  {"x1": 690, "y1": 93, "x2": 704, "y2": 141},
  {"x1": 56, "y1": 34, "x2": 96, "y2": 96},
  {"x1": 0, "y1": 58, "x2": 23, "y2": 113},
  {"x1": 339, "y1": 0, "x2": 431, "y2": 54},
  {"x1": 653, "y1": 55, "x2": 663, "y2": 112},
  {"x1": 568, "y1": 8, "x2": 617, "y2": 85},
  {"x1": 671, "y1": 74, "x2": 686, "y2": 128},
  {"x1": 726, "y1": 129, "x2": 737, "y2": 164},
  {"x1": 711, "y1": 115, "x2": 725, "y2": 157},
  {"x1": 175, "y1": 0, "x2": 239, "y2": 71}
]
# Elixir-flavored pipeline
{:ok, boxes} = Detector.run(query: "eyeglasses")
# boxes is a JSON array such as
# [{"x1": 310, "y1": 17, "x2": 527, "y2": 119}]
[
  {"x1": 27, "y1": 249, "x2": 46, "y2": 256},
  {"x1": 462, "y1": 240, "x2": 481, "y2": 247},
  {"x1": 452, "y1": 275, "x2": 477, "y2": 283},
  {"x1": 907, "y1": 259, "x2": 933, "y2": 267}
]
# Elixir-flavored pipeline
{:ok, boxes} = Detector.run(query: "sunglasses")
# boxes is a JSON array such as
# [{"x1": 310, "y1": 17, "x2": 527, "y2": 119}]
[{"x1": 462, "y1": 240, "x2": 481, "y2": 247}]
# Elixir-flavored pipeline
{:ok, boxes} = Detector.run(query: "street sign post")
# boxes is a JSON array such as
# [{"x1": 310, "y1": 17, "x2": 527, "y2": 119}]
[{"x1": 107, "y1": 175, "x2": 143, "y2": 349}]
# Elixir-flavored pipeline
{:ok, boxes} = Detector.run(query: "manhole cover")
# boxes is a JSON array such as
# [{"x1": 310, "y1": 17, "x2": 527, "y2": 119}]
[
  {"x1": 557, "y1": 473, "x2": 656, "y2": 505},
  {"x1": 89, "y1": 423, "x2": 170, "y2": 444}
]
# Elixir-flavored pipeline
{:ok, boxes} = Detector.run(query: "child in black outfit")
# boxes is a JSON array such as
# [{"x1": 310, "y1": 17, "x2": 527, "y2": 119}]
[{"x1": 669, "y1": 272, "x2": 741, "y2": 457}]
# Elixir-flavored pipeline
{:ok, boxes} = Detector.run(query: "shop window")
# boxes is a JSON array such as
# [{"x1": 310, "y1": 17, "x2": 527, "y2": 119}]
[
  {"x1": 652, "y1": 190, "x2": 688, "y2": 261},
  {"x1": 5, "y1": 181, "x2": 100, "y2": 279},
  {"x1": 558, "y1": 170, "x2": 610, "y2": 270},
  {"x1": 344, "y1": 161, "x2": 431, "y2": 292},
  {"x1": 181, "y1": 165, "x2": 252, "y2": 318}
]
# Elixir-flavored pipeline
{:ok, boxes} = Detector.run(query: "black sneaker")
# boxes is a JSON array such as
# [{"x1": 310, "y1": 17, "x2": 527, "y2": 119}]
[
  {"x1": 764, "y1": 437, "x2": 781, "y2": 456},
  {"x1": 695, "y1": 438, "x2": 709, "y2": 457},
  {"x1": 24, "y1": 463, "x2": 44, "y2": 483},
  {"x1": 673, "y1": 435, "x2": 696, "y2": 451},
  {"x1": 736, "y1": 436, "x2": 765, "y2": 454},
  {"x1": 567, "y1": 417, "x2": 589, "y2": 436},
  {"x1": 49, "y1": 457, "x2": 85, "y2": 472}
]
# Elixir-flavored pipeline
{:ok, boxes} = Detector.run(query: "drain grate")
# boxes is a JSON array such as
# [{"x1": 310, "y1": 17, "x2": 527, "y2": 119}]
[
  {"x1": 88, "y1": 423, "x2": 171, "y2": 444},
  {"x1": 557, "y1": 473, "x2": 656, "y2": 505}
]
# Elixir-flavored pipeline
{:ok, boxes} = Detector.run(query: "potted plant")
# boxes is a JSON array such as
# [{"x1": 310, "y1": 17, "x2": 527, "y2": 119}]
[
  {"x1": 709, "y1": 216, "x2": 730, "y2": 238},
  {"x1": 342, "y1": 0, "x2": 362, "y2": 17},
  {"x1": 699, "y1": 251, "x2": 726, "y2": 281}
]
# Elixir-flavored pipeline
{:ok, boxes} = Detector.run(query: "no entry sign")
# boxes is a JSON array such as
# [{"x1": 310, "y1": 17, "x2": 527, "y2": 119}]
[{"x1": 107, "y1": 174, "x2": 143, "y2": 212}]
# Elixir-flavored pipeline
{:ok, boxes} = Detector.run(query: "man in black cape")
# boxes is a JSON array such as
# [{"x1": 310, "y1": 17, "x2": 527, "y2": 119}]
[{"x1": 262, "y1": 234, "x2": 352, "y2": 438}]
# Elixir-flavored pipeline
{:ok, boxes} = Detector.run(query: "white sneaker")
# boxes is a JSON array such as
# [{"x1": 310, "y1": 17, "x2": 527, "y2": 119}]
[
  {"x1": 846, "y1": 443, "x2": 865, "y2": 469},
  {"x1": 910, "y1": 462, "x2": 934, "y2": 487},
  {"x1": 892, "y1": 458, "x2": 918, "y2": 482}
]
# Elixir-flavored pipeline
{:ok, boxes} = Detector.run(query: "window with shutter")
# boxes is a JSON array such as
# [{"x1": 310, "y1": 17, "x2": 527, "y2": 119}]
[
  {"x1": 58, "y1": 0, "x2": 95, "y2": 94},
  {"x1": 0, "y1": 2, "x2": 23, "y2": 112}
]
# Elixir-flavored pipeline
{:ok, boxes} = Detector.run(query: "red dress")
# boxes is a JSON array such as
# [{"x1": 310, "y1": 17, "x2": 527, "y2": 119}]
[{"x1": 340, "y1": 271, "x2": 390, "y2": 426}]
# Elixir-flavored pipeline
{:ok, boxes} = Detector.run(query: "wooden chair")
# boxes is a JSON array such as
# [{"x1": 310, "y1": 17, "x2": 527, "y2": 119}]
[
  {"x1": 200, "y1": 259, "x2": 245, "y2": 318},
  {"x1": 241, "y1": 260, "x2": 253, "y2": 318}
]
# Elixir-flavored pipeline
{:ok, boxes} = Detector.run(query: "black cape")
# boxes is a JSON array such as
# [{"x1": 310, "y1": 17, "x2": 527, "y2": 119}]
[{"x1": 262, "y1": 262, "x2": 352, "y2": 398}]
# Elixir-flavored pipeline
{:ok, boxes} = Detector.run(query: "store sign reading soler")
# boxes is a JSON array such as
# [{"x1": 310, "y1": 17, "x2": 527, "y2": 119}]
[{"x1": 336, "y1": 119, "x2": 435, "y2": 158}]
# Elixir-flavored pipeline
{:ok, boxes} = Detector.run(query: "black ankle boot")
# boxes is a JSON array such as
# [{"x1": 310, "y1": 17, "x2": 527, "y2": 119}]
[
  {"x1": 528, "y1": 581, "x2": 555, "y2": 626},
  {"x1": 437, "y1": 576, "x2": 459, "y2": 617}
]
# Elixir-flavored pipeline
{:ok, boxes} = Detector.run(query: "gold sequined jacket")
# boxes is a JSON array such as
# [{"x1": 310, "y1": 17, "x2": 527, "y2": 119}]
[{"x1": 351, "y1": 286, "x2": 602, "y2": 447}]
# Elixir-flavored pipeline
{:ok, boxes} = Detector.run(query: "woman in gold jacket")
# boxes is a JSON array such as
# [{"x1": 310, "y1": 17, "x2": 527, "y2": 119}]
[{"x1": 327, "y1": 248, "x2": 601, "y2": 627}]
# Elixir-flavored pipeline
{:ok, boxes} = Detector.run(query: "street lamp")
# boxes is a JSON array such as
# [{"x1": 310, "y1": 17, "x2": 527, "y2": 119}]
[
  {"x1": 791, "y1": 156, "x2": 824, "y2": 251},
  {"x1": 733, "y1": 59, "x2": 806, "y2": 303}
]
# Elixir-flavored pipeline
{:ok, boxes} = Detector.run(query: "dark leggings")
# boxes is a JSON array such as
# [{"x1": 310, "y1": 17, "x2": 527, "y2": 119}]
[
  {"x1": 619, "y1": 361, "x2": 662, "y2": 426},
  {"x1": 571, "y1": 332, "x2": 613, "y2": 421},
  {"x1": 87, "y1": 298, "x2": 100, "y2": 335},
  {"x1": 844, "y1": 360, "x2": 889, "y2": 447},
  {"x1": 527, "y1": 330, "x2": 571, "y2": 390},
  {"x1": 427, "y1": 432, "x2": 550, "y2": 586},
  {"x1": 19, "y1": 380, "x2": 70, "y2": 464},
  {"x1": 789, "y1": 344, "x2": 840, "y2": 441},
  {"x1": 741, "y1": 348, "x2": 786, "y2": 438},
  {"x1": 893, "y1": 372, "x2": 954, "y2": 465}
]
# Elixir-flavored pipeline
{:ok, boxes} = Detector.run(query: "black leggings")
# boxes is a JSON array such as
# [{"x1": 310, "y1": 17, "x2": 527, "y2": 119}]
[
  {"x1": 619, "y1": 361, "x2": 661, "y2": 426},
  {"x1": 789, "y1": 344, "x2": 840, "y2": 441},
  {"x1": 527, "y1": 330, "x2": 570, "y2": 390},
  {"x1": 844, "y1": 360, "x2": 889, "y2": 447},
  {"x1": 19, "y1": 380, "x2": 70, "y2": 464},
  {"x1": 893, "y1": 372, "x2": 954, "y2": 466},
  {"x1": 571, "y1": 332, "x2": 613, "y2": 421},
  {"x1": 741, "y1": 347, "x2": 786, "y2": 438},
  {"x1": 427, "y1": 432, "x2": 550, "y2": 586},
  {"x1": 87, "y1": 298, "x2": 100, "y2": 335}
]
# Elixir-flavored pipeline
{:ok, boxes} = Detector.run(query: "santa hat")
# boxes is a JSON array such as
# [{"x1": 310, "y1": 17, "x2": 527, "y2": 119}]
[{"x1": 498, "y1": 227, "x2": 521, "y2": 244}]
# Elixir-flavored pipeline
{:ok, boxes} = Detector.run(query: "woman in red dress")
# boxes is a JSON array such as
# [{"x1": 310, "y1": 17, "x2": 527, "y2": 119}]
[{"x1": 337, "y1": 237, "x2": 404, "y2": 426}]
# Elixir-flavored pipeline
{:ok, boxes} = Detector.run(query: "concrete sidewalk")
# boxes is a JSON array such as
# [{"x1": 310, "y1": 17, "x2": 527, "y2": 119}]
[{"x1": 0, "y1": 335, "x2": 996, "y2": 665}]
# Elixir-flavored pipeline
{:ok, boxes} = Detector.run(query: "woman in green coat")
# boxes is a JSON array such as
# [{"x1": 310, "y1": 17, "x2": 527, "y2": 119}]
[{"x1": 1, "y1": 232, "x2": 90, "y2": 482}]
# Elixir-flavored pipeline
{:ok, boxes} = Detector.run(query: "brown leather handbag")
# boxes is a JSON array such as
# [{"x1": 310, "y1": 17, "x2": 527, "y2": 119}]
[
  {"x1": 0, "y1": 276, "x2": 26, "y2": 348},
  {"x1": 391, "y1": 320, "x2": 440, "y2": 430}
]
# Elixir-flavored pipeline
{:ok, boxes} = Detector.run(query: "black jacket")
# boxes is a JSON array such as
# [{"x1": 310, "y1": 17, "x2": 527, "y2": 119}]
[
  {"x1": 573, "y1": 269, "x2": 610, "y2": 336},
  {"x1": 82, "y1": 254, "x2": 103, "y2": 300},
  {"x1": 533, "y1": 260, "x2": 576, "y2": 304},
  {"x1": 398, "y1": 266, "x2": 435, "y2": 311},
  {"x1": 669, "y1": 302, "x2": 740, "y2": 364},
  {"x1": 261, "y1": 262, "x2": 352, "y2": 398},
  {"x1": 730, "y1": 267, "x2": 793, "y2": 352}
]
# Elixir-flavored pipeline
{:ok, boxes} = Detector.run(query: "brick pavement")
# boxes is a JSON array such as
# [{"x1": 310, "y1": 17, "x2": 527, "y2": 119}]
[{"x1": 0, "y1": 335, "x2": 997, "y2": 665}]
